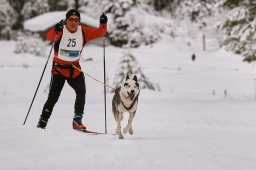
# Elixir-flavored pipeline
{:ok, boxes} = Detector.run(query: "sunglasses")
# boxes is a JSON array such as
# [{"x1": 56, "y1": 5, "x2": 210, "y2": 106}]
[{"x1": 67, "y1": 18, "x2": 80, "y2": 22}]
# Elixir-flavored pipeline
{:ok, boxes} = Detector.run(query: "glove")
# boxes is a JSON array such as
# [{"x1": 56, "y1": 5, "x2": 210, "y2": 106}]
[
  {"x1": 99, "y1": 13, "x2": 108, "y2": 24},
  {"x1": 54, "y1": 20, "x2": 65, "y2": 32}
]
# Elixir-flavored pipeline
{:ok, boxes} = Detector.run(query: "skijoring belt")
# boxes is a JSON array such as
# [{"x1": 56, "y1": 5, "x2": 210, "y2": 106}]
[{"x1": 52, "y1": 61, "x2": 80, "y2": 79}]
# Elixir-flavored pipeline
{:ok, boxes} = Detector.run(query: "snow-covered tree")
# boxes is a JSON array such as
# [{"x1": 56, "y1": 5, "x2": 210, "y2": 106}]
[
  {"x1": 8, "y1": 0, "x2": 26, "y2": 29},
  {"x1": 113, "y1": 51, "x2": 158, "y2": 91},
  {"x1": 0, "y1": 0, "x2": 17, "y2": 39},
  {"x1": 174, "y1": 0, "x2": 217, "y2": 29},
  {"x1": 104, "y1": 0, "x2": 141, "y2": 47},
  {"x1": 79, "y1": 0, "x2": 104, "y2": 18},
  {"x1": 48, "y1": 0, "x2": 68, "y2": 11},
  {"x1": 218, "y1": 0, "x2": 256, "y2": 62},
  {"x1": 102, "y1": 0, "x2": 160, "y2": 48},
  {"x1": 140, "y1": 0, "x2": 173, "y2": 11},
  {"x1": 153, "y1": 0, "x2": 171, "y2": 11},
  {"x1": 21, "y1": 0, "x2": 49, "y2": 21},
  {"x1": 77, "y1": 0, "x2": 175, "y2": 48},
  {"x1": 170, "y1": 0, "x2": 220, "y2": 50}
]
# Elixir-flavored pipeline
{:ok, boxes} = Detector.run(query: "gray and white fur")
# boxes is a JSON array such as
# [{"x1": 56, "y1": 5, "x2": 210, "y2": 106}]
[{"x1": 112, "y1": 75, "x2": 140, "y2": 139}]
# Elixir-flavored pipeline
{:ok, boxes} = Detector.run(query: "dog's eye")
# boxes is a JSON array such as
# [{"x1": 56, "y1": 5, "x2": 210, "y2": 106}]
[
  {"x1": 135, "y1": 83, "x2": 139, "y2": 88},
  {"x1": 124, "y1": 83, "x2": 131, "y2": 88}
]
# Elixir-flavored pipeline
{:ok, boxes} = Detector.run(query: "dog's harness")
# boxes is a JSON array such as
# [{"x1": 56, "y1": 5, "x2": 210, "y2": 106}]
[{"x1": 121, "y1": 91, "x2": 140, "y2": 111}]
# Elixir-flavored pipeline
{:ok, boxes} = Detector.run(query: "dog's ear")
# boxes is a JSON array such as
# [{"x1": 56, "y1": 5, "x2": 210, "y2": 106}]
[
  {"x1": 133, "y1": 75, "x2": 137, "y2": 82},
  {"x1": 126, "y1": 75, "x2": 130, "y2": 81}
]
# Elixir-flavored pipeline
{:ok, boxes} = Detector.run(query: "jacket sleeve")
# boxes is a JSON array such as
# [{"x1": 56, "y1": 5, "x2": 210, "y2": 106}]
[
  {"x1": 82, "y1": 24, "x2": 107, "y2": 42},
  {"x1": 46, "y1": 28, "x2": 56, "y2": 41},
  {"x1": 46, "y1": 27, "x2": 62, "y2": 42}
]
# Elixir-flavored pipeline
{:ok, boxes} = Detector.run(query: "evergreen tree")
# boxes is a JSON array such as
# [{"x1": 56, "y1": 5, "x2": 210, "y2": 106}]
[
  {"x1": 218, "y1": 0, "x2": 256, "y2": 62},
  {"x1": 174, "y1": 0, "x2": 216, "y2": 29},
  {"x1": 79, "y1": 0, "x2": 105, "y2": 18},
  {"x1": 21, "y1": 0, "x2": 49, "y2": 21},
  {"x1": 170, "y1": 0, "x2": 219, "y2": 50},
  {"x1": 48, "y1": 0, "x2": 68, "y2": 11},
  {"x1": 104, "y1": 0, "x2": 140, "y2": 47},
  {"x1": 103, "y1": 0, "x2": 159, "y2": 48},
  {"x1": 0, "y1": 0, "x2": 17, "y2": 39},
  {"x1": 138, "y1": 0, "x2": 173, "y2": 11},
  {"x1": 8, "y1": 0, "x2": 26, "y2": 29},
  {"x1": 113, "y1": 51, "x2": 158, "y2": 91}
]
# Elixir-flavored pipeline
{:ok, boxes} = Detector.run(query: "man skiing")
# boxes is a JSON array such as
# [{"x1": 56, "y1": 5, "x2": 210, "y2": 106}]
[{"x1": 37, "y1": 9, "x2": 108, "y2": 131}]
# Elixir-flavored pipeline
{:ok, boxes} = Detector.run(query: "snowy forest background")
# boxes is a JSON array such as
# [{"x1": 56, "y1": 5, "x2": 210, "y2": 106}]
[
  {"x1": 2, "y1": 1, "x2": 256, "y2": 169},
  {"x1": 1, "y1": 0, "x2": 256, "y2": 63}
]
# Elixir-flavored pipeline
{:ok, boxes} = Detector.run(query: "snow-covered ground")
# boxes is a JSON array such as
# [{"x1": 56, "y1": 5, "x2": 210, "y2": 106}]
[{"x1": 1, "y1": 38, "x2": 256, "y2": 170}]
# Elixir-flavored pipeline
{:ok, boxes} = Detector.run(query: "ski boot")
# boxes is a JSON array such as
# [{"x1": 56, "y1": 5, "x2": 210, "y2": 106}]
[
  {"x1": 37, "y1": 117, "x2": 48, "y2": 129},
  {"x1": 73, "y1": 113, "x2": 86, "y2": 131}
]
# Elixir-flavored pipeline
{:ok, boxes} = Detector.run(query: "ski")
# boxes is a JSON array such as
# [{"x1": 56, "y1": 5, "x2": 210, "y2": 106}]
[
  {"x1": 82, "y1": 130, "x2": 104, "y2": 135},
  {"x1": 74, "y1": 129, "x2": 106, "y2": 135},
  {"x1": 74, "y1": 129, "x2": 115, "y2": 135}
]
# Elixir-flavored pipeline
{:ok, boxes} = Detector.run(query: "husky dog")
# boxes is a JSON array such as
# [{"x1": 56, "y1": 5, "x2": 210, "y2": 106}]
[{"x1": 112, "y1": 75, "x2": 140, "y2": 139}]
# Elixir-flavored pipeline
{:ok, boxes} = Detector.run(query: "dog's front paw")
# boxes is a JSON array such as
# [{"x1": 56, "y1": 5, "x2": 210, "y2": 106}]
[
  {"x1": 118, "y1": 134, "x2": 124, "y2": 139},
  {"x1": 116, "y1": 127, "x2": 121, "y2": 134},
  {"x1": 129, "y1": 127, "x2": 133, "y2": 135},
  {"x1": 123, "y1": 127, "x2": 129, "y2": 134}
]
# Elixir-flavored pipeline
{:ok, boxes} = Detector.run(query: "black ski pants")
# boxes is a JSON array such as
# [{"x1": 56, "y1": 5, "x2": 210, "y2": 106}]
[{"x1": 40, "y1": 73, "x2": 86, "y2": 120}]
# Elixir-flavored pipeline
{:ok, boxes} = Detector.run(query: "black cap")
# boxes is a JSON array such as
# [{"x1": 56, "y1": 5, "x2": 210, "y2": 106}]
[{"x1": 66, "y1": 9, "x2": 80, "y2": 19}]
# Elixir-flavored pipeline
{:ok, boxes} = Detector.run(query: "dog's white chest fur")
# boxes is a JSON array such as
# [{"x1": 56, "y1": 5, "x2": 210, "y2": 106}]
[{"x1": 117, "y1": 95, "x2": 138, "y2": 113}]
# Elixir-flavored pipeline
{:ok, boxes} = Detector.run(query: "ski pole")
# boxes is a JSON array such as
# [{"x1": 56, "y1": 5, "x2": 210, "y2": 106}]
[
  {"x1": 23, "y1": 35, "x2": 57, "y2": 126},
  {"x1": 102, "y1": 15, "x2": 107, "y2": 134}
]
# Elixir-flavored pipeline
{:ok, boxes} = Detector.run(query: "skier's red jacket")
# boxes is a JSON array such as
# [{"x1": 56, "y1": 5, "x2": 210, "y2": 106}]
[{"x1": 46, "y1": 23, "x2": 107, "y2": 78}]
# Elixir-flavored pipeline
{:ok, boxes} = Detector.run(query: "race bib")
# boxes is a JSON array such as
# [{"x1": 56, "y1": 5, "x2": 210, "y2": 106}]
[
  {"x1": 59, "y1": 49, "x2": 80, "y2": 58},
  {"x1": 58, "y1": 26, "x2": 83, "y2": 62}
]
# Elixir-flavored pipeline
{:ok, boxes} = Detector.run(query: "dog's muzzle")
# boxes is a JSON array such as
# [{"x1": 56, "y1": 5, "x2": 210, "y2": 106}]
[{"x1": 127, "y1": 91, "x2": 135, "y2": 101}]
